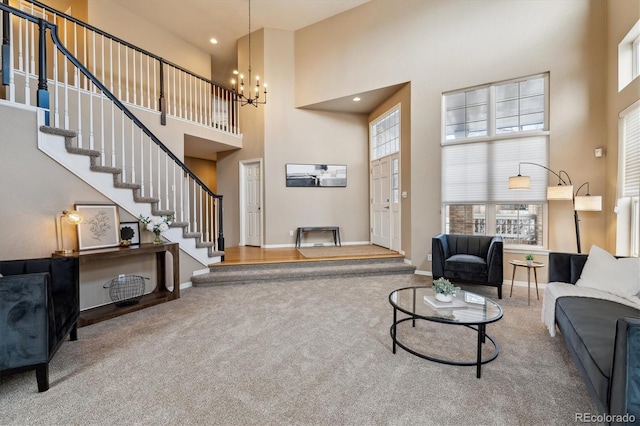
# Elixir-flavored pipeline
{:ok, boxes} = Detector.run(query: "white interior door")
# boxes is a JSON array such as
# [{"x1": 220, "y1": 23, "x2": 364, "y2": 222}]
[
  {"x1": 371, "y1": 158, "x2": 391, "y2": 248},
  {"x1": 390, "y1": 155, "x2": 401, "y2": 251},
  {"x1": 242, "y1": 161, "x2": 262, "y2": 246}
]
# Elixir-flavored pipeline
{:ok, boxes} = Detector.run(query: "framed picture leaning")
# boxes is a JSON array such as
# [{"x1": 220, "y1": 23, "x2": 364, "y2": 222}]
[{"x1": 75, "y1": 204, "x2": 121, "y2": 250}]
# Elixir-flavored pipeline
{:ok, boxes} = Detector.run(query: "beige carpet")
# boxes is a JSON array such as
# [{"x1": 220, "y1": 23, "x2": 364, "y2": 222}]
[
  {"x1": 0, "y1": 274, "x2": 597, "y2": 425},
  {"x1": 298, "y1": 244, "x2": 400, "y2": 258}
]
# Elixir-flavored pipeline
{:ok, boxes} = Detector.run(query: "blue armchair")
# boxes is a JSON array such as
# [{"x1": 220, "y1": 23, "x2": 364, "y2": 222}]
[
  {"x1": 432, "y1": 234, "x2": 504, "y2": 298},
  {"x1": 0, "y1": 256, "x2": 79, "y2": 392}
]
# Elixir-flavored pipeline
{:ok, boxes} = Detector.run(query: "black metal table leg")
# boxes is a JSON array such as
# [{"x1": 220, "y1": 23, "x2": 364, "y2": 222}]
[
  {"x1": 477, "y1": 324, "x2": 485, "y2": 378},
  {"x1": 392, "y1": 307, "x2": 397, "y2": 354}
]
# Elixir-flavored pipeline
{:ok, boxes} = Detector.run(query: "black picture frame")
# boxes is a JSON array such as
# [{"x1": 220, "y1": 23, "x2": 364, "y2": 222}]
[
  {"x1": 285, "y1": 164, "x2": 347, "y2": 187},
  {"x1": 119, "y1": 221, "x2": 141, "y2": 245}
]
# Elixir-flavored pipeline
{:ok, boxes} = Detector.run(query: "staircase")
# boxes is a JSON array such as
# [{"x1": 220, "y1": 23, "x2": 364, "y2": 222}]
[
  {"x1": 192, "y1": 257, "x2": 416, "y2": 287},
  {"x1": 1, "y1": 1, "x2": 236, "y2": 266},
  {"x1": 39, "y1": 126, "x2": 223, "y2": 263}
]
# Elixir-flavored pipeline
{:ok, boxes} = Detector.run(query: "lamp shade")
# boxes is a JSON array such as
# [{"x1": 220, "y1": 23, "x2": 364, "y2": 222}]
[
  {"x1": 508, "y1": 175, "x2": 531, "y2": 190},
  {"x1": 575, "y1": 195, "x2": 602, "y2": 211},
  {"x1": 546, "y1": 185, "x2": 573, "y2": 200}
]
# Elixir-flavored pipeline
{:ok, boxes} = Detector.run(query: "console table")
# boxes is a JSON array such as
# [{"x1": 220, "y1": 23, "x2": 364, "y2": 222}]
[
  {"x1": 54, "y1": 242, "x2": 179, "y2": 327},
  {"x1": 295, "y1": 226, "x2": 341, "y2": 248}
]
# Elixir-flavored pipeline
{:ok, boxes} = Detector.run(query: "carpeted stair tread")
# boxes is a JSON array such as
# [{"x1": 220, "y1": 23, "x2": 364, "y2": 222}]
[
  {"x1": 91, "y1": 165, "x2": 122, "y2": 174},
  {"x1": 66, "y1": 146, "x2": 101, "y2": 156},
  {"x1": 192, "y1": 258, "x2": 415, "y2": 286},
  {"x1": 40, "y1": 125, "x2": 77, "y2": 138},
  {"x1": 114, "y1": 182, "x2": 142, "y2": 189}
]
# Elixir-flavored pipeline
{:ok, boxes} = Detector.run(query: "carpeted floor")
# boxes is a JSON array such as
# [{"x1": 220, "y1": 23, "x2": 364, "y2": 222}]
[
  {"x1": 297, "y1": 244, "x2": 400, "y2": 258},
  {"x1": 0, "y1": 274, "x2": 598, "y2": 425}
]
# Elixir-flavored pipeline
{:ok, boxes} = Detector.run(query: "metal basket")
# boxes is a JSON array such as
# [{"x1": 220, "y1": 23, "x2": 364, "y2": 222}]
[{"x1": 103, "y1": 275, "x2": 147, "y2": 307}]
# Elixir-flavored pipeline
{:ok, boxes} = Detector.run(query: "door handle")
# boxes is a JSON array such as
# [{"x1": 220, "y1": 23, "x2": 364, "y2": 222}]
[{"x1": 384, "y1": 206, "x2": 390, "y2": 209}]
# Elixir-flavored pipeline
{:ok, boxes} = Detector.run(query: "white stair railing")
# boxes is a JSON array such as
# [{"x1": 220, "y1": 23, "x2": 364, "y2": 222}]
[
  {"x1": 8, "y1": 0, "x2": 239, "y2": 134},
  {"x1": 0, "y1": 2, "x2": 225, "y2": 256}
]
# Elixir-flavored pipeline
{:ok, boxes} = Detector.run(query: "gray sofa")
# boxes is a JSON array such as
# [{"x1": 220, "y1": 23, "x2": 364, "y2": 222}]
[
  {"x1": 0, "y1": 257, "x2": 80, "y2": 392},
  {"x1": 432, "y1": 234, "x2": 504, "y2": 298},
  {"x1": 548, "y1": 252, "x2": 640, "y2": 421}
]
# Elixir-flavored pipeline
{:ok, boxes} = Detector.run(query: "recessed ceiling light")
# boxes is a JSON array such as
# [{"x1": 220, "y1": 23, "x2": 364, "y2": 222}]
[
  {"x1": 210, "y1": 38, "x2": 218, "y2": 44},
  {"x1": 353, "y1": 97, "x2": 361, "y2": 102}
]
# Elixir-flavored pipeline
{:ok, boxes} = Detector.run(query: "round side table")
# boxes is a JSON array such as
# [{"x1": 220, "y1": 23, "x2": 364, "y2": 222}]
[{"x1": 509, "y1": 260, "x2": 545, "y2": 305}]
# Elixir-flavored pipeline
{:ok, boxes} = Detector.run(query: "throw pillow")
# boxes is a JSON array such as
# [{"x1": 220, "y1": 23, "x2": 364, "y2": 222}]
[{"x1": 576, "y1": 245, "x2": 640, "y2": 300}]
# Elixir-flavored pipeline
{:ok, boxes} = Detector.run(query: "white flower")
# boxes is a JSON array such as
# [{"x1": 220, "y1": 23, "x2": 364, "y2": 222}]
[
  {"x1": 159, "y1": 222, "x2": 169, "y2": 232},
  {"x1": 146, "y1": 223, "x2": 155, "y2": 232}
]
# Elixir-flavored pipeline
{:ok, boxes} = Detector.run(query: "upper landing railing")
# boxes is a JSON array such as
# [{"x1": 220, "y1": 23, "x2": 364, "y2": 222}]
[
  {"x1": 4, "y1": 0, "x2": 239, "y2": 134},
  {"x1": 0, "y1": 1, "x2": 225, "y2": 254}
]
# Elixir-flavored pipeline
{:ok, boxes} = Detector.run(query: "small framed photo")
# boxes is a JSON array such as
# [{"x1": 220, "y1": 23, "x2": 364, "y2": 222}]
[
  {"x1": 75, "y1": 204, "x2": 121, "y2": 250},
  {"x1": 119, "y1": 221, "x2": 140, "y2": 245}
]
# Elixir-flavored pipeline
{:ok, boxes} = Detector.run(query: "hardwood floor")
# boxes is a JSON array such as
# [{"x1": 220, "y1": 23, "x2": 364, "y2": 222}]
[{"x1": 218, "y1": 245, "x2": 401, "y2": 266}]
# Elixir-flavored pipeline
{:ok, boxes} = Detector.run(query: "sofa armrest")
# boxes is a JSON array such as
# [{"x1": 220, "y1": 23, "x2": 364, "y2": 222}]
[
  {"x1": 0, "y1": 273, "x2": 53, "y2": 370},
  {"x1": 432, "y1": 234, "x2": 448, "y2": 278},
  {"x1": 610, "y1": 317, "x2": 640, "y2": 420},
  {"x1": 486, "y1": 236, "x2": 503, "y2": 285},
  {"x1": 548, "y1": 252, "x2": 588, "y2": 284}
]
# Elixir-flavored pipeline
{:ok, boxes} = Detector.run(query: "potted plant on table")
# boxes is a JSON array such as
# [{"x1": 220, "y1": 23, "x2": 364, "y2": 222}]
[
  {"x1": 432, "y1": 277, "x2": 461, "y2": 303},
  {"x1": 139, "y1": 214, "x2": 173, "y2": 244},
  {"x1": 525, "y1": 253, "x2": 534, "y2": 266}
]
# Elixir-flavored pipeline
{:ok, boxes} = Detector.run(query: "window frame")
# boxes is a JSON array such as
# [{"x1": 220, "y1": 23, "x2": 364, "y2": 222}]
[{"x1": 441, "y1": 73, "x2": 550, "y2": 250}]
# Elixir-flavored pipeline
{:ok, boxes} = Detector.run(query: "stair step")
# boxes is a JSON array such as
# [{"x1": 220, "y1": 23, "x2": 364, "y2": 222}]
[
  {"x1": 40, "y1": 125, "x2": 76, "y2": 138},
  {"x1": 192, "y1": 257, "x2": 415, "y2": 287},
  {"x1": 66, "y1": 146, "x2": 101, "y2": 157},
  {"x1": 91, "y1": 165, "x2": 121, "y2": 174},
  {"x1": 114, "y1": 182, "x2": 141, "y2": 190},
  {"x1": 152, "y1": 209, "x2": 174, "y2": 216}
]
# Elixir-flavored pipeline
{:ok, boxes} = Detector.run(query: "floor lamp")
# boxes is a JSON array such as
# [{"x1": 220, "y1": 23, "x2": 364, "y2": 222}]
[{"x1": 509, "y1": 162, "x2": 587, "y2": 253}]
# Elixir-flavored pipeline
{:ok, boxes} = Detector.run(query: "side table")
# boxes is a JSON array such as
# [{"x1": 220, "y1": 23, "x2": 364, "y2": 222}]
[{"x1": 509, "y1": 259, "x2": 545, "y2": 305}]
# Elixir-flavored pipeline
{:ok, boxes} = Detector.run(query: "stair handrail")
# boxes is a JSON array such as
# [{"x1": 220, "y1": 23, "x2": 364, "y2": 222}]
[
  {"x1": 0, "y1": 2, "x2": 225, "y2": 251},
  {"x1": 19, "y1": 0, "x2": 230, "y2": 96}
]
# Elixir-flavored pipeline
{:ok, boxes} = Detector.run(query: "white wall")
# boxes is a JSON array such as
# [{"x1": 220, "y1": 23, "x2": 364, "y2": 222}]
[{"x1": 292, "y1": 0, "x2": 608, "y2": 268}]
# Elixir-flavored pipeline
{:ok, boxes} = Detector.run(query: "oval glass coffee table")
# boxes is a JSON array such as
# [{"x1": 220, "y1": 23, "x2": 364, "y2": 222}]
[{"x1": 389, "y1": 286, "x2": 503, "y2": 378}]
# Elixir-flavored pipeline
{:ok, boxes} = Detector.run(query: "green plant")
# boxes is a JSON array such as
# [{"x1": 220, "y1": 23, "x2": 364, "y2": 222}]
[
  {"x1": 525, "y1": 254, "x2": 535, "y2": 261},
  {"x1": 432, "y1": 277, "x2": 461, "y2": 296}
]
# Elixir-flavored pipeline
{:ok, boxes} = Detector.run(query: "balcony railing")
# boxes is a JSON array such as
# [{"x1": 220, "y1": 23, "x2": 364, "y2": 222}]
[{"x1": 5, "y1": 0, "x2": 239, "y2": 134}]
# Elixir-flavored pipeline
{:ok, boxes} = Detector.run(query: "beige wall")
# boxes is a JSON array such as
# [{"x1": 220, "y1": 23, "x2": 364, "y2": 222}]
[
  {"x1": 86, "y1": 0, "x2": 212, "y2": 78},
  {"x1": 605, "y1": 0, "x2": 640, "y2": 253},
  {"x1": 185, "y1": 157, "x2": 217, "y2": 193},
  {"x1": 294, "y1": 0, "x2": 609, "y2": 269}
]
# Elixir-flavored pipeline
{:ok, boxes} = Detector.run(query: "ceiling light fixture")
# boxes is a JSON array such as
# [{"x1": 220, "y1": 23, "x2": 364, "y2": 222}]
[
  {"x1": 353, "y1": 97, "x2": 361, "y2": 102},
  {"x1": 210, "y1": 38, "x2": 218, "y2": 44},
  {"x1": 231, "y1": 0, "x2": 267, "y2": 107}
]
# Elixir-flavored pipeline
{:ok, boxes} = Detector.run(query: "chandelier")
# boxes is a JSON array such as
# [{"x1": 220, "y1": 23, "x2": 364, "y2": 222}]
[{"x1": 231, "y1": 0, "x2": 267, "y2": 107}]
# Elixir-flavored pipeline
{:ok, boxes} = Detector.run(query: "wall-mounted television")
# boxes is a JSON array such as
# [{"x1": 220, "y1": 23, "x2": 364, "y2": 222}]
[{"x1": 285, "y1": 164, "x2": 347, "y2": 187}]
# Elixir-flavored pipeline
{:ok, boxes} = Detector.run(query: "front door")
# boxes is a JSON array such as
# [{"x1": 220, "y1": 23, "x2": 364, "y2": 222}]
[{"x1": 371, "y1": 157, "x2": 391, "y2": 248}]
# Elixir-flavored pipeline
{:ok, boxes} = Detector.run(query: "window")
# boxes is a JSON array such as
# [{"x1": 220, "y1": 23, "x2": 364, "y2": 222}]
[
  {"x1": 618, "y1": 101, "x2": 640, "y2": 256},
  {"x1": 618, "y1": 20, "x2": 640, "y2": 91},
  {"x1": 371, "y1": 106, "x2": 400, "y2": 160},
  {"x1": 442, "y1": 74, "x2": 549, "y2": 247}
]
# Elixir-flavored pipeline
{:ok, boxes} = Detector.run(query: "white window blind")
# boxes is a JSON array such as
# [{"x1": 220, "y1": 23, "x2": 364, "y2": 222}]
[
  {"x1": 622, "y1": 103, "x2": 640, "y2": 197},
  {"x1": 442, "y1": 136, "x2": 548, "y2": 203}
]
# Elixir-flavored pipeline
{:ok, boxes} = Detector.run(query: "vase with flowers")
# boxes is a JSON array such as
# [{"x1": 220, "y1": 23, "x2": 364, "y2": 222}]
[
  {"x1": 432, "y1": 277, "x2": 461, "y2": 303},
  {"x1": 139, "y1": 214, "x2": 173, "y2": 244}
]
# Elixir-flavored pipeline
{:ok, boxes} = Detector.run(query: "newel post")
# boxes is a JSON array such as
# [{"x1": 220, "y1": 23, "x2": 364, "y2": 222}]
[
  {"x1": 159, "y1": 58, "x2": 166, "y2": 125},
  {"x1": 37, "y1": 18, "x2": 49, "y2": 124},
  {"x1": 217, "y1": 195, "x2": 225, "y2": 259},
  {"x1": 1, "y1": 0, "x2": 9, "y2": 86}
]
